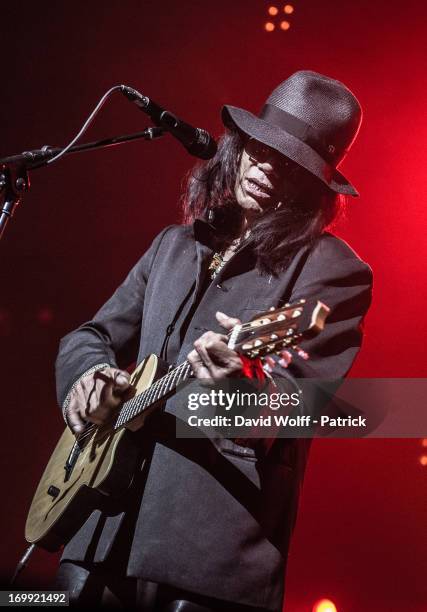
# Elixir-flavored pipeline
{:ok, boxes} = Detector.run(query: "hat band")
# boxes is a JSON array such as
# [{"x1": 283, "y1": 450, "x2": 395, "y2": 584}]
[{"x1": 260, "y1": 104, "x2": 336, "y2": 165}]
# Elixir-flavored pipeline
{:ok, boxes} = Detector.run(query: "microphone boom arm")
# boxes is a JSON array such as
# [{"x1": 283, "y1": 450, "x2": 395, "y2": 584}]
[{"x1": 0, "y1": 126, "x2": 164, "y2": 242}]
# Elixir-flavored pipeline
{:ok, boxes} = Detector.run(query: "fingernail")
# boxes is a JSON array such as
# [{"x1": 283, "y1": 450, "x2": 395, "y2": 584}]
[
  {"x1": 116, "y1": 374, "x2": 128, "y2": 385},
  {"x1": 216, "y1": 311, "x2": 226, "y2": 317}
]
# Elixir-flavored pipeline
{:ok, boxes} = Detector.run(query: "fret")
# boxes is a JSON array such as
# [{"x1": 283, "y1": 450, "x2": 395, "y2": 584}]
[
  {"x1": 145, "y1": 377, "x2": 157, "y2": 407},
  {"x1": 113, "y1": 360, "x2": 194, "y2": 430},
  {"x1": 150, "y1": 377, "x2": 164, "y2": 404},
  {"x1": 152, "y1": 372, "x2": 166, "y2": 397},
  {"x1": 115, "y1": 404, "x2": 127, "y2": 429},
  {"x1": 128, "y1": 395, "x2": 141, "y2": 421},
  {"x1": 170, "y1": 362, "x2": 183, "y2": 389},
  {"x1": 157, "y1": 371, "x2": 169, "y2": 401},
  {"x1": 178, "y1": 362, "x2": 192, "y2": 385},
  {"x1": 122, "y1": 398, "x2": 135, "y2": 425},
  {"x1": 134, "y1": 389, "x2": 148, "y2": 415},
  {"x1": 174, "y1": 364, "x2": 185, "y2": 387},
  {"x1": 113, "y1": 319, "x2": 260, "y2": 430}
]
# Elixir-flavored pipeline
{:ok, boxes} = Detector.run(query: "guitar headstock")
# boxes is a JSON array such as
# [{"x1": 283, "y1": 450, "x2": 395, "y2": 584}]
[{"x1": 229, "y1": 299, "x2": 330, "y2": 359}]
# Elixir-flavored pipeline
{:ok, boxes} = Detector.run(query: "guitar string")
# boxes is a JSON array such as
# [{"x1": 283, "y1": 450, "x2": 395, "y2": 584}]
[{"x1": 116, "y1": 360, "x2": 191, "y2": 429}]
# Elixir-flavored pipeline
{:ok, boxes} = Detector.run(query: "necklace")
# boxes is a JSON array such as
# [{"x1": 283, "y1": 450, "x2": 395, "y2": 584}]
[{"x1": 209, "y1": 237, "x2": 242, "y2": 280}]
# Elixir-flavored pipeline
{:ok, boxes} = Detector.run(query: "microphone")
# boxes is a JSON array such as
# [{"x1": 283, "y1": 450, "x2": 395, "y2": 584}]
[{"x1": 120, "y1": 85, "x2": 217, "y2": 160}]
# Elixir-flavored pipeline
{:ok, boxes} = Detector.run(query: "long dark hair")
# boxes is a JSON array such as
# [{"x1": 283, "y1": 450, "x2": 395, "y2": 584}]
[{"x1": 181, "y1": 130, "x2": 345, "y2": 275}]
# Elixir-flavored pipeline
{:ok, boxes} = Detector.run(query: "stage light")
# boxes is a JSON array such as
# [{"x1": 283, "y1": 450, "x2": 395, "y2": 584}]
[
  {"x1": 313, "y1": 599, "x2": 338, "y2": 612},
  {"x1": 421, "y1": 439, "x2": 427, "y2": 447},
  {"x1": 419, "y1": 455, "x2": 427, "y2": 466},
  {"x1": 264, "y1": 3, "x2": 294, "y2": 32}
]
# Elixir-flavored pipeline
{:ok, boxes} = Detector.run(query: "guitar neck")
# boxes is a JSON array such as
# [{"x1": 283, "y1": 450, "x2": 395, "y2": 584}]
[
  {"x1": 112, "y1": 299, "x2": 329, "y2": 431},
  {"x1": 113, "y1": 326, "x2": 238, "y2": 431},
  {"x1": 113, "y1": 360, "x2": 192, "y2": 430}
]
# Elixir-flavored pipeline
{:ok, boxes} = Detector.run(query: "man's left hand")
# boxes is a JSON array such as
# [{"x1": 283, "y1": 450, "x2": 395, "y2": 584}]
[{"x1": 187, "y1": 311, "x2": 243, "y2": 380}]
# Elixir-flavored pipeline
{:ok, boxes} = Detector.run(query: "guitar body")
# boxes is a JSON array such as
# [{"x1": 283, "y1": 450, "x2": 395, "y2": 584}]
[{"x1": 25, "y1": 354, "x2": 161, "y2": 552}]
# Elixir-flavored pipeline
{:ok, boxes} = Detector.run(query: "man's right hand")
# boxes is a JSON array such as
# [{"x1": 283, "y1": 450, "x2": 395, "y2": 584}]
[{"x1": 64, "y1": 367, "x2": 134, "y2": 435}]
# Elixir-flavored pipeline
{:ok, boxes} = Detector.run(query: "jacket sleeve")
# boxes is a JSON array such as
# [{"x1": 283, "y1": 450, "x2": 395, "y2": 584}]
[
  {"x1": 55, "y1": 226, "x2": 172, "y2": 408},
  {"x1": 269, "y1": 239, "x2": 373, "y2": 386}
]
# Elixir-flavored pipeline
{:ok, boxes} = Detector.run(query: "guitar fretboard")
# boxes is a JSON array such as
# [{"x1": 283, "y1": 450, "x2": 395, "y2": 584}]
[
  {"x1": 113, "y1": 360, "x2": 192, "y2": 429},
  {"x1": 111, "y1": 302, "x2": 315, "y2": 431}
]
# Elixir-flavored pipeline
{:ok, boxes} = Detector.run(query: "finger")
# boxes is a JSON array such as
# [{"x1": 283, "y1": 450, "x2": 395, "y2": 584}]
[
  {"x1": 296, "y1": 348, "x2": 309, "y2": 360},
  {"x1": 116, "y1": 384, "x2": 136, "y2": 401},
  {"x1": 94, "y1": 368, "x2": 130, "y2": 388},
  {"x1": 194, "y1": 340, "x2": 242, "y2": 379},
  {"x1": 187, "y1": 348, "x2": 211, "y2": 379},
  {"x1": 65, "y1": 399, "x2": 87, "y2": 435},
  {"x1": 191, "y1": 341, "x2": 215, "y2": 376},
  {"x1": 193, "y1": 332, "x2": 228, "y2": 366},
  {"x1": 263, "y1": 355, "x2": 275, "y2": 373},
  {"x1": 80, "y1": 374, "x2": 104, "y2": 413},
  {"x1": 215, "y1": 311, "x2": 241, "y2": 331},
  {"x1": 111, "y1": 368, "x2": 131, "y2": 386},
  {"x1": 95, "y1": 368, "x2": 133, "y2": 397},
  {"x1": 99, "y1": 381, "x2": 123, "y2": 411},
  {"x1": 278, "y1": 350, "x2": 292, "y2": 368},
  {"x1": 79, "y1": 375, "x2": 119, "y2": 423},
  {"x1": 192, "y1": 333, "x2": 232, "y2": 377}
]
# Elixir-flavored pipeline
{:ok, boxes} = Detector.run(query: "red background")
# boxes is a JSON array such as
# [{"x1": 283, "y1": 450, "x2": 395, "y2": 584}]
[{"x1": 1, "y1": 1, "x2": 426, "y2": 610}]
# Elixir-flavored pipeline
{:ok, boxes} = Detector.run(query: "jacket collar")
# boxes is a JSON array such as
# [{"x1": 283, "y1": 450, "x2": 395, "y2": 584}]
[{"x1": 191, "y1": 218, "x2": 257, "y2": 283}]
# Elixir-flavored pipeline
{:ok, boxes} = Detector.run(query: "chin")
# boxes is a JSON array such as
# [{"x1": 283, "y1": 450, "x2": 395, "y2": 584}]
[{"x1": 242, "y1": 196, "x2": 264, "y2": 214}]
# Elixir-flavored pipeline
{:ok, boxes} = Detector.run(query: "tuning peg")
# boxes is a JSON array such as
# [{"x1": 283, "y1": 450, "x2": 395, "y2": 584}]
[
  {"x1": 270, "y1": 333, "x2": 279, "y2": 340},
  {"x1": 254, "y1": 339, "x2": 263, "y2": 347},
  {"x1": 269, "y1": 306, "x2": 275, "y2": 311}
]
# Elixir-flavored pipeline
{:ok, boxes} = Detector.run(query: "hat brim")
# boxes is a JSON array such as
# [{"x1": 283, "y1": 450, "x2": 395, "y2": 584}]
[{"x1": 222, "y1": 105, "x2": 359, "y2": 197}]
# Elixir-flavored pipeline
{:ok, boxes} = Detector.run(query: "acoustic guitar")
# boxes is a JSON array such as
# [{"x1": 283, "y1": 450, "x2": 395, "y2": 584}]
[{"x1": 25, "y1": 299, "x2": 329, "y2": 551}]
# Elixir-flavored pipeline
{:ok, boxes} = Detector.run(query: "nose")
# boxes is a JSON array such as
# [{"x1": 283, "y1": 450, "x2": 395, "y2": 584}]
[{"x1": 253, "y1": 155, "x2": 280, "y2": 179}]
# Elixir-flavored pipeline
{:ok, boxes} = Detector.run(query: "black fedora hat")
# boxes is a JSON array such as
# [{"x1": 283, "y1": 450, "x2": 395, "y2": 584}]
[{"x1": 222, "y1": 70, "x2": 362, "y2": 197}]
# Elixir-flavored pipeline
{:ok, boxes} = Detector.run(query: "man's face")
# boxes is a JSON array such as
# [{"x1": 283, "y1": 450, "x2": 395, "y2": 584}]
[{"x1": 235, "y1": 137, "x2": 302, "y2": 220}]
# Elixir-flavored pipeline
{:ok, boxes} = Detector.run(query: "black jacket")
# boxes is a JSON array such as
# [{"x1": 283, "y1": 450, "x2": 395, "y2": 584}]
[{"x1": 56, "y1": 220, "x2": 373, "y2": 611}]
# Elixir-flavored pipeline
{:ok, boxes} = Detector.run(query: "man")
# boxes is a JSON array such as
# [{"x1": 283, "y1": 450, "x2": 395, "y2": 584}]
[{"x1": 54, "y1": 71, "x2": 372, "y2": 610}]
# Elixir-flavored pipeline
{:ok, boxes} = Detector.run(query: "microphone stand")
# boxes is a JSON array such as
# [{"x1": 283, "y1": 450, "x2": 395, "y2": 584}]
[
  {"x1": 0, "y1": 126, "x2": 164, "y2": 242},
  {"x1": 5, "y1": 125, "x2": 165, "y2": 584}
]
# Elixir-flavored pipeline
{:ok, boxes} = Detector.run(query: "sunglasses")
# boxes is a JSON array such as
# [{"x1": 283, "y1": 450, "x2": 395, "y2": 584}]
[{"x1": 244, "y1": 138, "x2": 301, "y2": 174}]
